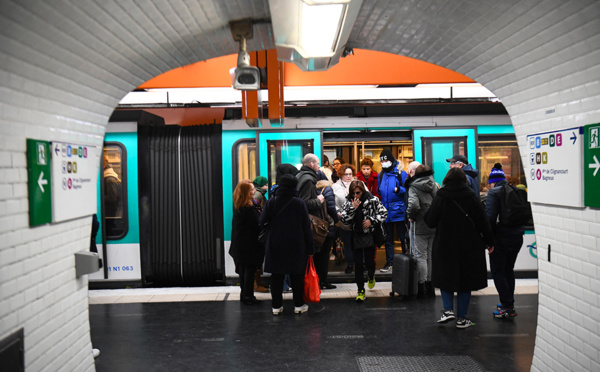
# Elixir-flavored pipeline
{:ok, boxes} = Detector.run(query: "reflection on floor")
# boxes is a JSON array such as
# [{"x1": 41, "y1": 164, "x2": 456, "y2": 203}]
[{"x1": 90, "y1": 293, "x2": 538, "y2": 372}]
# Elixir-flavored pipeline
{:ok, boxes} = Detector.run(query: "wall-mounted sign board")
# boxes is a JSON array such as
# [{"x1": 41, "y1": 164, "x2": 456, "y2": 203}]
[
  {"x1": 584, "y1": 123, "x2": 600, "y2": 208},
  {"x1": 526, "y1": 127, "x2": 584, "y2": 207},
  {"x1": 27, "y1": 139, "x2": 52, "y2": 226}
]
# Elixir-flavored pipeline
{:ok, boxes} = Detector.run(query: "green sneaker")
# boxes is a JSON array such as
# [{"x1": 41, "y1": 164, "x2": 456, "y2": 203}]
[
  {"x1": 368, "y1": 277, "x2": 376, "y2": 289},
  {"x1": 356, "y1": 289, "x2": 365, "y2": 303}
]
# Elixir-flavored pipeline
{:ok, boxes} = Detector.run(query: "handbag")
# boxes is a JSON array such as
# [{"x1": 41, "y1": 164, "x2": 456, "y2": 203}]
[
  {"x1": 304, "y1": 256, "x2": 321, "y2": 303},
  {"x1": 372, "y1": 221, "x2": 387, "y2": 247},
  {"x1": 258, "y1": 198, "x2": 294, "y2": 245},
  {"x1": 308, "y1": 199, "x2": 330, "y2": 247},
  {"x1": 353, "y1": 231, "x2": 374, "y2": 249}
]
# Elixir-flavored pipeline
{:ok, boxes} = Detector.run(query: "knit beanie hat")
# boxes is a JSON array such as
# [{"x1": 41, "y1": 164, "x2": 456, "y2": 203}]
[
  {"x1": 380, "y1": 150, "x2": 395, "y2": 164},
  {"x1": 278, "y1": 174, "x2": 298, "y2": 190},
  {"x1": 488, "y1": 163, "x2": 506, "y2": 184},
  {"x1": 252, "y1": 176, "x2": 268, "y2": 188}
]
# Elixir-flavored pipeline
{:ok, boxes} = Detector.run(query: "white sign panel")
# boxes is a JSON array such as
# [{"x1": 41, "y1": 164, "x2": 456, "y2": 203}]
[
  {"x1": 526, "y1": 127, "x2": 583, "y2": 207},
  {"x1": 51, "y1": 142, "x2": 100, "y2": 222}
]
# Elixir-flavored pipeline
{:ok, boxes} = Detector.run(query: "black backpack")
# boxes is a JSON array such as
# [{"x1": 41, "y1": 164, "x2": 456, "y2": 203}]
[{"x1": 498, "y1": 185, "x2": 533, "y2": 227}]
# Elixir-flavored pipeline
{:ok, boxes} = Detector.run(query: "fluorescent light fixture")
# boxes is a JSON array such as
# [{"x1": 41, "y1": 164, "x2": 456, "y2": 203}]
[{"x1": 269, "y1": 0, "x2": 363, "y2": 71}]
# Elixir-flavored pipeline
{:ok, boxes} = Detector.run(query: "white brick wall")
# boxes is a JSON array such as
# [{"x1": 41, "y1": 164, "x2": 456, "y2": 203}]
[{"x1": 0, "y1": 0, "x2": 598, "y2": 371}]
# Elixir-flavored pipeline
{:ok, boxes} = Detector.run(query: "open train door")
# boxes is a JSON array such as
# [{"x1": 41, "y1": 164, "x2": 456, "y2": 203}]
[
  {"x1": 257, "y1": 130, "x2": 323, "y2": 191},
  {"x1": 413, "y1": 128, "x2": 478, "y2": 186}
]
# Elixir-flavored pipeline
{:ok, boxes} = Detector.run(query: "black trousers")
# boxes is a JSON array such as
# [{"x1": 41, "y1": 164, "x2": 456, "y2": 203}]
[
  {"x1": 270, "y1": 273, "x2": 305, "y2": 308},
  {"x1": 353, "y1": 245, "x2": 376, "y2": 291},
  {"x1": 238, "y1": 263, "x2": 257, "y2": 300},
  {"x1": 315, "y1": 236, "x2": 334, "y2": 285},
  {"x1": 490, "y1": 233, "x2": 523, "y2": 308}
]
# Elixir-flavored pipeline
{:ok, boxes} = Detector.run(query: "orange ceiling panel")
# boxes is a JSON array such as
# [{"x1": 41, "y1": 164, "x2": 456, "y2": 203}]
[{"x1": 138, "y1": 49, "x2": 474, "y2": 89}]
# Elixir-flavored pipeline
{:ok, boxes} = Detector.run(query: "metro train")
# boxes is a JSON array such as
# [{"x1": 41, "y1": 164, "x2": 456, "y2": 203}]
[{"x1": 90, "y1": 105, "x2": 538, "y2": 288}]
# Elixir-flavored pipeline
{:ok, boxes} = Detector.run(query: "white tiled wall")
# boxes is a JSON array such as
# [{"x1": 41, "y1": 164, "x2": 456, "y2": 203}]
[{"x1": 0, "y1": 0, "x2": 599, "y2": 371}]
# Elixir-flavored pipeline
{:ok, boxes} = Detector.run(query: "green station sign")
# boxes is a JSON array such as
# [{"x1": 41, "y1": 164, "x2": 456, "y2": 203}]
[
  {"x1": 27, "y1": 139, "x2": 52, "y2": 226},
  {"x1": 584, "y1": 123, "x2": 600, "y2": 208}
]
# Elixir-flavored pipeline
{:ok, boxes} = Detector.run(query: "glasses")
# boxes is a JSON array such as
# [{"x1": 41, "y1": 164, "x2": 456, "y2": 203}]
[
  {"x1": 353, "y1": 190, "x2": 362, "y2": 195},
  {"x1": 333, "y1": 162, "x2": 341, "y2": 166},
  {"x1": 450, "y1": 161, "x2": 463, "y2": 165}
]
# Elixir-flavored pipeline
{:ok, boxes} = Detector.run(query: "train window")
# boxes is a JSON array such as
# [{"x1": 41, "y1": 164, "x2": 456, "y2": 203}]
[
  {"x1": 103, "y1": 143, "x2": 128, "y2": 240},
  {"x1": 479, "y1": 137, "x2": 525, "y2": 189},
  {"x1": 420, "y1": 136, "x2": 467, "y2": 181},
  {"x1": 324, "y1": 140, "x2": 412, "y2": 173},
  {"x1": 233, "y1": 139, "x2": 257, "y2": 188},
  {"x1": 266, "y1": 139, "x2": 313, "y2": 187}
]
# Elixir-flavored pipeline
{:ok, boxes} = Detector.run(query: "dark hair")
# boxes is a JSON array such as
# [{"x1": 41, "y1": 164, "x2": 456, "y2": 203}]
[
  {"x1": 348, "y1": 180, "x2": 367, "y2": 200},
  {"x1": 442, "y1": 168, "x2": 467, "y2": 186},
  {"x1": 414, "y1": 164, "x2": 431, "y2": 175},
  {"x1": 333, "y1": 157, "x2": 346, "y2": 165},
  {"x1": 360, "y1": 157, "x2": 374, "y2": 168},
  {"x1": 337, "y1": 163, "x2": 356, "y2": 178},
  {"x1": 322, "y1": 155, "x2": 330, "y2": 165}
]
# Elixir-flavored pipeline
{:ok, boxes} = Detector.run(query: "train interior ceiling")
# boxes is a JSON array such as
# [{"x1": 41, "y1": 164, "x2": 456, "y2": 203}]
[{"x1": 94, "y1": 49, "x2": 534, "y2": 288}]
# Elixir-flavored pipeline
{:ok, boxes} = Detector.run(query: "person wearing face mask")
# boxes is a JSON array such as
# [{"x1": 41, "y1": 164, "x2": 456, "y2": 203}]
[{"x1": 377, "y1": 150, "x2": 408, "y2": 272}]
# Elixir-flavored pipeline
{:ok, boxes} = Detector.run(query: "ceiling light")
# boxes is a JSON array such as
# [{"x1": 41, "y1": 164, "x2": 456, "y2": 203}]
[{"x1": 269, "y1": 0, "x2": 363, "y2": 71}]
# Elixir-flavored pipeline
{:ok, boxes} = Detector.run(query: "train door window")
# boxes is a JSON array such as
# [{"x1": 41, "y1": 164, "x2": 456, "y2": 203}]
[
  {"x1": 266, "y1": 139, "x2": 313, "y2": 187},
  {"x1": 233, "y1": 139, "x2": 257, "y2": 188},
  {"x1": 103, "y1": 143, "x2": 128, "y2": 239},
  {"x1": 478, "y1": 136, "x2": 525, "y2": 187},
  {"x1": 421, "y1": 136, "x2": 467, "y2": 185}
]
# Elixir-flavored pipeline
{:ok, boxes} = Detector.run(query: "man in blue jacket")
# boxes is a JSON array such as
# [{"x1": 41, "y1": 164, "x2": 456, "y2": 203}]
[
  {"x1": 446, "y1": 154, "x2": 479, "y2": 196},
  {"x1": 377, "y1": 150, "x2": 408, "y2": 272}
]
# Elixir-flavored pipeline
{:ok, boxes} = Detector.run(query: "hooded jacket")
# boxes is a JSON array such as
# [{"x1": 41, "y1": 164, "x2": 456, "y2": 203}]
[
  {"x1": 377, "y1": 159, "x2": 408, "y2": 222},
  {"x1": 406, "y1": 169, "x2": 437, "y2": 235},
  {"x1": 356, "y1": 170, "x2": 380, "y2": 198},
  {"x1": 296, "y1": 165, "x2": 322, "y2": 218},
  {"x1": 462, "y1": 164, "x2": 480, "y2": 195}
]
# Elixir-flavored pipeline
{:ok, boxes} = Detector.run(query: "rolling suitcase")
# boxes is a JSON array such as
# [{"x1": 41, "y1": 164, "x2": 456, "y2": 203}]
[{"x1": 389, "y1": 233, "x2": 418, "y2": 299}]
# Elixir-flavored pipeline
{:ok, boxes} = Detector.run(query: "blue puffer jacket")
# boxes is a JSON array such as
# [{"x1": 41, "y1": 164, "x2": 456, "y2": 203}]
[{"x1": 378, "y1": 160, "x2": 408, "y2": 223}]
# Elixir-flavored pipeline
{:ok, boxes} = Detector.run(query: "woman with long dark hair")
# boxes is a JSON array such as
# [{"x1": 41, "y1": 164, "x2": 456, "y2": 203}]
[
  {"x1": 424, "y1": 168, "x2": 494, "y2": 328},
  {"x1": 229, "y1": 180, "x2": 264, "y2": 305},
  {"x1": 341, "y1": 180, "x2": 387, "y2": 302}
]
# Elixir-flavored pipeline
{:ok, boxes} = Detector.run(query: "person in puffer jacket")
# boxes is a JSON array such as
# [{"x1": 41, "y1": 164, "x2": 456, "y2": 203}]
[
  {"x1": 406, "y1": 164, "x2": 438, "y2": 298},
  {"x1": 377, "y1": 150, "x2": 408, "y2": 272},
  {"x1": 316, "y1": 173, "x2": 339, "y2": 289}
]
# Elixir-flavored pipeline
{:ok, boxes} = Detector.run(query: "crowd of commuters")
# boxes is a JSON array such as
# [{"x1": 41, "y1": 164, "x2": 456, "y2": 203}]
[{"x1": 227, "y1": 151, "x2": 526, "y2": 328}]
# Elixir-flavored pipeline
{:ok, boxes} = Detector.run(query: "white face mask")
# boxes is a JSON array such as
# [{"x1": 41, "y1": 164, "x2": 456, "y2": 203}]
[{"x1": 381, "y1": 161, "x2": 392, "y2": 169}]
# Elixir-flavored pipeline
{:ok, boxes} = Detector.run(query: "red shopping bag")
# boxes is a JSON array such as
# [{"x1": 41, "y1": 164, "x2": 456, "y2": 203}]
[{"x1": 304, "y1": 256, "x2": 321, "y2": 303}]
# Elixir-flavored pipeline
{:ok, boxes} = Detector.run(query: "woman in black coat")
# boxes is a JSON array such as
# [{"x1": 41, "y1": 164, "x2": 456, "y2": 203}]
[
  {"x1": 424, "y1": 168, "x2": 494, "y2": 329},
  {"x1": 260, "y1": 174, "x2": 314, "y2": 315},
  {"x1": 229, "y1": 180, "x2": 264, "y2": 306}
]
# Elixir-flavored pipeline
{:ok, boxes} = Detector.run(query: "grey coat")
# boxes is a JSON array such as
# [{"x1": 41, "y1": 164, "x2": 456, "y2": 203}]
[{"x1": 406, "y1": 171, "x2": 437, "y2": 235}]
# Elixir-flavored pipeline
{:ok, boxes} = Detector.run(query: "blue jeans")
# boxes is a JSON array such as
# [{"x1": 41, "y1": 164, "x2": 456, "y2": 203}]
[
  {"x1": 441, "y1": 290, "x2": 471, "y2": 319},
  {"x1": 384, "y1": 221, "x2": 406, "y2": 264},
  {"x1": 490, "y1": 232, "x2": 523, "y2": 309},
  {"x1": 340, "y1": 228, "x2": 354, "y2": 266}
]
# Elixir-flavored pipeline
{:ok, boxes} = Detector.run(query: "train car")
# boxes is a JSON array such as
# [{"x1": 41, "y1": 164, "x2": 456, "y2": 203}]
[{"x1": 90, "y1": 105, "x2": 537, "y2": 288}]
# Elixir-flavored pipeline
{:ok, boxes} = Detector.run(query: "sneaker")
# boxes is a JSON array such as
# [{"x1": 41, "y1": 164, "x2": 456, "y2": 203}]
[
  {"x1": 437, "y1": 310, "x2": 456, "y2": 323},
  {"x1": 456, "y1": 318, "x2": 474, "y2": 329},
  {"x1": 272, "y1": 307, "x2": 283, "y2": 315},
  {"x1": 294, "y1": 304, "x2": 309, "y2": 314},
  {"x1": 355, "y1": 289, "x2": 366, "y2": 303},
  {"x1": 494, "y1": 307, "x2": 517, "y2": 319},
  {"x1": 380, "y1": 263, "x2": 392, "y2": 272},
  {"x1": 368, "y1": 277, "x2": 376, "y2": 289},
  {"x1": 92, "y1": 348, "x2": 100, "y2": 358},
  {"x1": 345, "y1": 265, "x2": 353, "y2": 274}
]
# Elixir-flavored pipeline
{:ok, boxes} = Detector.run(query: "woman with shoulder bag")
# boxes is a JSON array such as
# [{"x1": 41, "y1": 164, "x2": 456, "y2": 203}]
[{"x1": 341, "y1": 181, "x2": 388, "y2": 303}]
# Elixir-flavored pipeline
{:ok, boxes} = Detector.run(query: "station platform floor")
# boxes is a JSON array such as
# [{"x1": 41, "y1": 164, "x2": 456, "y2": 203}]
[{"x1": 90, "y1": 279, "x2": 538, "y2": 372}]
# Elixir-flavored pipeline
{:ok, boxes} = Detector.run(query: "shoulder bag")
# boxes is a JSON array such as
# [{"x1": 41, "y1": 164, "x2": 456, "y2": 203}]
[
  {"x1": 309, "y1": 199, "x2": 330, "y2": 247},
  {"x1": 258, "y1": 197, "x2": 294, "y2": 245}
]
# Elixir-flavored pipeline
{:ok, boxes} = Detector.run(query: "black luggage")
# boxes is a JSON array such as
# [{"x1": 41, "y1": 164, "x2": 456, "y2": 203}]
[{"x1": 389, "y1": 252, "x2": 418, "y2": 299}]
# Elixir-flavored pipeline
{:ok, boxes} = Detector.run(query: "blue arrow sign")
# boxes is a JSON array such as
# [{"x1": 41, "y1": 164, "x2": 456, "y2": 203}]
[{"x1": 571, "y1": 132, "x2": 577, "y2": 144}]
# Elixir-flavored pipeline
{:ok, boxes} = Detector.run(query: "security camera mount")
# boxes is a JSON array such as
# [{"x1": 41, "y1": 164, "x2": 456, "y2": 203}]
[{"x1": 229, "y1": 19, "x2": 260, "y2": 90}]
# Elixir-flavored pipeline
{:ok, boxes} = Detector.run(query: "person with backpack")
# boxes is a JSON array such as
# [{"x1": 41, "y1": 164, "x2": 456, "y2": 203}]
[{"x1": 485, "y1": 163, "x2": 528, "y2": 319}]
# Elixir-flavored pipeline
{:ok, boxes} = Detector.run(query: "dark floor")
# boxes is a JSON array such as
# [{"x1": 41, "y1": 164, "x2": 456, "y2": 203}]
[{"x1": 90, "y1": 294, "x2": 537, "y2": 372}]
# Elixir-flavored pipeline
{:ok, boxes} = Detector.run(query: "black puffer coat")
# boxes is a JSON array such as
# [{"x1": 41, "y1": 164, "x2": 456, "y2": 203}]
[
  {"x1": 424, "y1": 182, "x2": 493, "y2": 292},
  {"x1": 229, "y1": 202, "x2": 264, "y2": 267}
]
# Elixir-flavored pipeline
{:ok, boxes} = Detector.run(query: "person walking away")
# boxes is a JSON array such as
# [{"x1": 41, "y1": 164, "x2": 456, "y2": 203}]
[
  {"x1": 260, "y1": 174, "x2": 314, "y2": 315},
  {"x1": 406, "y1": 164, "x2": 437, "y2": 298},
  {"x1": 316, "y1": 173, "x2": 339, "y2": 289},
  {"x1": 485, "y1": 163, "x2": 524, "y2": 319},
  {"x1": 356, "y1": 157, "x2": 380, "y2": 199},
  {"x1": 424, "y1": 168, "x2": 494, "y2": 328},
  {"x1": 446, "y1": 154, "x2": 480, "y2": 196},
  {"x1": 229, "y1": 180, "x2": 265, "y2": 305},
  {"x1": 332, "y1": 164, "x2": 357, "y2": 274},
  {"x1": 377, "y1": 150, "x2": 408, "y2": 272},
  {"x1": 252, "y1": 175, "x2": 270, "y2": 293},
  {"x1": 341, "y1": 181, "x2": 388, "y2": 302}
]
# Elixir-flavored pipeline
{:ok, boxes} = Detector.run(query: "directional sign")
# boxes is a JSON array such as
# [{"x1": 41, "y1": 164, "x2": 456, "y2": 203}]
[
  {"x1": 27, "y1": 139, "x2": 52, "y2": 226},
  {"x1": 584, "y1": 123, "x2": 600, "y2": 208},
  {"x1": 526, "y1": 127, "x2": 584, "y2": 207}
]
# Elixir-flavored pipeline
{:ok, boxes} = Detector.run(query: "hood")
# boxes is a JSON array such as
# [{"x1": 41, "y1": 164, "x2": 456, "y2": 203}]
[
  {"x1": 462, "y1": 164, "x2": 479, "y2": 178},
  {"x1": 411, "y1": 173, "x2": 436, "y2": 193},
  {"x1": 104, "y1": 167, "x2": 119, "y2": 180},
  {"x1": 316, "y1": 179, "x2": 333, "y2": 189},
  {"x1": 437, "y1": 182, "x2": 474, "y2": 200}
]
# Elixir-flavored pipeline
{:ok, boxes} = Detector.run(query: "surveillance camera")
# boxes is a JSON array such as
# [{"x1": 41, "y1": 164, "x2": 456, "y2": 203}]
[{"x1": 234, "y1": 66, "x2": 260, "y2": 90}]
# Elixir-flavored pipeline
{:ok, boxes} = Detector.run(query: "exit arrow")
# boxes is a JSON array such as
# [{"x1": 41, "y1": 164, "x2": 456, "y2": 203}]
[
  {"x1": 590, "y1": 155, "x2": 600, "y2": 177},
  {"x1": 55, "y1": 144, "x2": 60, "y2": 156},
  {"x1": 571, "y1": 132, "x2": 577, "y2": 144},
  {"x1": 38, "y1": 171, "x2": 48, "y2": 193}
]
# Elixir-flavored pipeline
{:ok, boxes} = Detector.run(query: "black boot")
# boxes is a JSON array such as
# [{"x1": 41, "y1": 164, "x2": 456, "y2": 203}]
[
  {"x1": 426, "y1": 281, "x2": 435, "y2": 297},
  {"x1": 417, "y1": 282, "x2": 426, "y2": 299}
]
